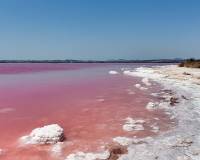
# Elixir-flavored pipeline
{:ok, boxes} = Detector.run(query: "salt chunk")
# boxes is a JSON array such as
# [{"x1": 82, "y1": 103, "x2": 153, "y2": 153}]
[{"x1": 20, "y1": 124, "x2": 64, "y2": 145}]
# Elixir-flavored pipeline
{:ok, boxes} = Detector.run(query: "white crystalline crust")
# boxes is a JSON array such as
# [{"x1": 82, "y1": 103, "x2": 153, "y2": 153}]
[
  {"x1": 113, "y1": 137, "x2": 133, "y2": 146},
  {"x1": 65, "y1": 150, "x2": 110, "y2": 160},
  {"x1": 120, "y1": 65, "x2": 200, "y2": 160},
  {"x1": 122, "y1": 117, "x2": 145, "y2": 132},
  {"x1": 51, "y1": 143, "x2": 63, "y2": 156},
  {"x1": 142, "y1": 78, "x2": 151, "y2": 86},
  {"x1": 20, "y1": 124, "x2": 64, "y2": 145},
  {"x1": 146, "y1": 102, "x2": 159, "y2": 110},
  {"x1": 134, "y1": 83, "x2": 148, "y2": 90}
]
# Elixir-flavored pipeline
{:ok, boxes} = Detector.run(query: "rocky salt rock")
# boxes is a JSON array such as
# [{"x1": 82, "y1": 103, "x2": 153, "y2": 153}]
[
  {"x1": 142, "y1": 78, "x2": 151, "y2": 86},
  {"x1": 65, "y1": 150, "x2": 110, "y2": 160},
  {"x1": 20, "y1": 124, "x2": 64, "y2": 145},
  {"x1": 109, "y1": 70, "x2": 118, "y2": 75},
  {"x1": 123, "y1": 117, "x2": 145, "y2": 132}
]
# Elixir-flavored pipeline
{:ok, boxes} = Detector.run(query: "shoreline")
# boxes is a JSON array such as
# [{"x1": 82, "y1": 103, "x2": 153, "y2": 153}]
[{"x1": 120, "y1": 65, "x2": 200, "y2": 160}]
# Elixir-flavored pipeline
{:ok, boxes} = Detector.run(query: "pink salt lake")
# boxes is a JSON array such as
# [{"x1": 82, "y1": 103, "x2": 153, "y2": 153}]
[{"x1": 0, "y1": 63, "x2": 172, "y2": 160}]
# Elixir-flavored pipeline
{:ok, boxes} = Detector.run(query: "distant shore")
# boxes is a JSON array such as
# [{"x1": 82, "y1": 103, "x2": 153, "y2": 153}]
[{"x1": 0, "y1": 59, "x2": 182, "y2": 63}]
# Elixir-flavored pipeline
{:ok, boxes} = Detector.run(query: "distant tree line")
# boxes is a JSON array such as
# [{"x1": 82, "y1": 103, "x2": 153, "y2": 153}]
[{"x1": 179, "y1": 58, "x2": 200, "y2": 68}]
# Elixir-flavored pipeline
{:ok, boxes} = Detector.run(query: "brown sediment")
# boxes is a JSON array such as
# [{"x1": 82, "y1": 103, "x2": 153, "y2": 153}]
[
  {"x1": 107, "y1": 144, "x2": 127, "y2": 160},
  {"x1": 170, "y1": 97, "x2": 179, "y2": 106}
]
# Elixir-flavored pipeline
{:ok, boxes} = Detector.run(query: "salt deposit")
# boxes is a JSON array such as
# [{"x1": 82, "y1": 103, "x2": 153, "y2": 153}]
[
  {"x1": 135, "y1": 83, "x2": 141, "y2": 88},
  {"x1": 109, "y1": 70, "x2": 118, "y2": 75},
  {"x1": 113, "y1": 137, "x2": 133, "y2": 146},
  {"x1": 134, "y1": 83, "x2": 148, "y2": 90},
  {"x1": 65, "y1": 150, "x2": 110, "y2": 160},
  {"x1": 20, "y1": 124, "x2": 64, "y2": 145},
  {"x1": 51, "y1": 142, "x2": 63, "y2": 156},
  {"x1": 142, "y1": 78, "x2": 151, "y2": 86},
  {"x1": 145, "y1": 102, "x2": 159, "y2": 110},
  {"x1": 150, "y1": 123, "x2": 159, "y2": 133},
  {"x1": 120, "y1": 65, "x2": 200, "y2": 160},
  {"x1": 123, "y1": 117, "x2": 145, "y2": 132}
]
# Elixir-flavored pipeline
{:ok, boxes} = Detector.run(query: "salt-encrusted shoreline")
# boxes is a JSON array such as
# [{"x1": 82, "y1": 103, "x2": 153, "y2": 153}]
[
  {"x1": 120, "y1": 65, "x2": 200, "y2": 160},
  {"x1": 65, "y1": 66, "x2": 200, "y2": 160}
]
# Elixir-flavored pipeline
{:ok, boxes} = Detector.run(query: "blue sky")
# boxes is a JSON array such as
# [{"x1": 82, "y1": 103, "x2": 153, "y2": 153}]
[{"x1": 0, "y1": 0, "x2": 200, "y2": 60}]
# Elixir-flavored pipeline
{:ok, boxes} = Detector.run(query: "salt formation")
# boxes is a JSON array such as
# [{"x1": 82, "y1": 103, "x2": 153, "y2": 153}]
[
  {"x1": 123, "y1": 117, "x2": 145, "y2": 132},
  {"x1": 142, "y1": 78, "x2": 151, "y2": 86},
  {"x1": 65, "y1": 150, "x2": 110, "y2": 160},
  {"x1": 51, "y1": 143, "x2": 63, "y2": 156},
  {"x1": 134, "y1": 83, "x2": 147, "y2": 90},
  {"x1": 145, "y1": 102, "x2": 159, "y2": 110},
  {"x1": 20, "y1": 124, "x2": 64, "y2": 145},
  {"x1": 150, "y1": 123, "x2": 159, "y2": 133},
  {"x1": 135, "y1": 84, "x2": 141, "y2": 88},
  {"x1": 109, "y1": 70, "x2": 118, "y2": 74},
  {"x1": 113, "y1": 137, "x2": 133, "y2": 146},
  {"x1": 119, "y1": 65, "x2": 200, "y2": 160}
]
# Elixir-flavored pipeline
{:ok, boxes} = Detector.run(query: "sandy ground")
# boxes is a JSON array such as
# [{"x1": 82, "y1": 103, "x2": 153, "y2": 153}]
[{"x1": 120, "y1": 65, "x2": 200, "y2": 160}]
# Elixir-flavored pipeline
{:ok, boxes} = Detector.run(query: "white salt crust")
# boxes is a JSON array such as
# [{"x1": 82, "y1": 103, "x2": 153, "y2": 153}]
[
  {"x1": 134, "y1": 83, "x2": 148, "y2": 90},
  {"x1": 120, "y1": 65, "x2": 200, "y2": 160},
  {"x1": 65, "y1": 150, "x2": 110, "y2": 160},
  {"x1": 122, "y1": 117, "x2": 145, "y2": 132}
]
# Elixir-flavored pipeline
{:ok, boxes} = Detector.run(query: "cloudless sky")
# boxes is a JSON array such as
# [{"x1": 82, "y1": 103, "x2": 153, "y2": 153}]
[{"x1": 0, "y1": 0, "x2": 200, "y2": 60}]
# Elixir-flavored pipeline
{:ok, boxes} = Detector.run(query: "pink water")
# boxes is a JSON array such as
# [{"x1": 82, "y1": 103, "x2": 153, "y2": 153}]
[{"x1": 0, "y1": 63, "x2": 172, "y2": 160}]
